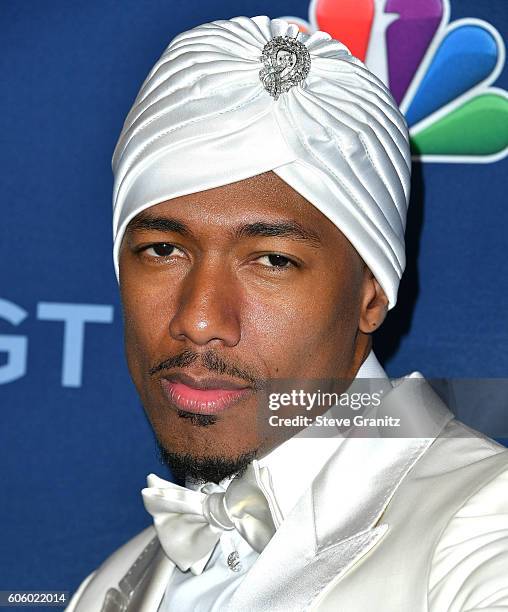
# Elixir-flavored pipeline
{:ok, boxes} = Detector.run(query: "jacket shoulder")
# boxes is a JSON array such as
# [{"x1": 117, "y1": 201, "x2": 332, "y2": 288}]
[
  {"x1": 66, "y1": 525, "x2": 157, "y2": 612},
  {"x1": 416, "y1": 416, "x2": 507, "y2": 478},
  {"x1": 420, "y1": 419, "x2": 508, "y2": 610},
  {"x1": 428, "y1": 463, "x2": 508, "y2": 611}
]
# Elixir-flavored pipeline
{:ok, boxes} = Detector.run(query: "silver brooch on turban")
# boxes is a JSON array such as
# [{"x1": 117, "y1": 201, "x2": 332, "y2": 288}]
[{"x1": 259, "y1": 35, "x2": 311, "y2": 100}]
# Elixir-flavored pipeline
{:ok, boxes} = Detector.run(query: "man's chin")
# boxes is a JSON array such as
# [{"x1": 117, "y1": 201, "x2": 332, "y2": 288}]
[{"x1": 156, "y1": 441, "x2": 259, "y2": 485}]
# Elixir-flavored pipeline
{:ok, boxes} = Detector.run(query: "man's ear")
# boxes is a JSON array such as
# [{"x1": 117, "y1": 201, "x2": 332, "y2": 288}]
[{"x1": 358, "y1": 268, "x2": 389, "y2": 333}]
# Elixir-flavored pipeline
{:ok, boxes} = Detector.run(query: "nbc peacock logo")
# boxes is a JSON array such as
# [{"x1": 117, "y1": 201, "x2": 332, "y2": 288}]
[{"x1": 284, "y1": 0, "x2": 508, "y2": 163}]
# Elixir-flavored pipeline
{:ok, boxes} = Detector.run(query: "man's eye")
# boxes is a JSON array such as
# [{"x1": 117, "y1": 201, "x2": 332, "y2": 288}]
[
  {"x1": 142, "y1": 243, "x2": 183, "y2": 258},
  {"x1": 257, "y1": 254, "x2": 295, "y2": 268}
]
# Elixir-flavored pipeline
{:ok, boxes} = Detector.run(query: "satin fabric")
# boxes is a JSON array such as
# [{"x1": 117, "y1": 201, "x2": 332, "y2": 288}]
[
  {"x1": 111, "y1": 16, "x2": 411, "y2": 308},
  {"x1": 65, "y1": 373, "x2": 508, "y2": 612},
  {"x1": 141, "y1": 462, "x2": 279, "y2": 575}
]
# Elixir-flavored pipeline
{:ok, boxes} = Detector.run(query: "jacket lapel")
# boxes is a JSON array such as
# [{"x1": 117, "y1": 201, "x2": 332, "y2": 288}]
[
  {"x1": 223, "y1": 489, "x2": 391, "y2": 612},
  {"x1": 127, "y1": 547, "x2": 174, "y2": 612},
  {"x1": 225, "y1": 375, "x2": 454, "y2": 611},
  {"x1": 99, "y1": 537, "x2": 175, "y2": 612}
]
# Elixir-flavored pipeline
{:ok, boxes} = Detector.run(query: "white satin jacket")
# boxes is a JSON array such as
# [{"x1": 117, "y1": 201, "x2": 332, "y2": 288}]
[{"x1": 66, "y1": 374, "x2": 508, "y2": 611}]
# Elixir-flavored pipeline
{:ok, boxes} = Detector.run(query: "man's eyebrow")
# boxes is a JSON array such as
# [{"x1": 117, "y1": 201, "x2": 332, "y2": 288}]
[
  {"x1": 235, "y1": 221, "x2": 322, "y2": 247},
  {"x1": 126, "y1": 214, "x2": 193, "y2": 238},
  {"x1": 126, "y1": 215, "x2": 322, "y2": 246}
]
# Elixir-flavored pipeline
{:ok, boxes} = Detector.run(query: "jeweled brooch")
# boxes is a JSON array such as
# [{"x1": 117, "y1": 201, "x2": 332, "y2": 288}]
[
  {"x1": 227, "y1": 550, "x2": 242, "y2": 572},
  {"x1": 259, "y1": 35, "x2": 311, "y2": 100}
]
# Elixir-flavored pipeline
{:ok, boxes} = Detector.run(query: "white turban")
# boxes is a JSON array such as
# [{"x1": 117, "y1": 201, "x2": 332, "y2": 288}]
[{"x1": 112, "y1": 15, "x2": 411, "y2": 308}]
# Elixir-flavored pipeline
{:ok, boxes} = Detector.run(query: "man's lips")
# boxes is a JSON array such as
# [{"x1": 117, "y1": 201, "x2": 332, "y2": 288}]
[{"x1": 160, "y1": 373, "x2": 252, "y2": 414}]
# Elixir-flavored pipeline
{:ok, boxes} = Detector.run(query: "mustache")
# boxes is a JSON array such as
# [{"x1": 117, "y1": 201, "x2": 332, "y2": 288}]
[{"x1": 148, "y1": 348, "x2": 263, "y2": 389}]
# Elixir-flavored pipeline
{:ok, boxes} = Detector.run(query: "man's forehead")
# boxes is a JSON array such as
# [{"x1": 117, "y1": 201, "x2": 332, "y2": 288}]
[{"x1": 124, "y1": 172, "x2": 340, "y2": 245}]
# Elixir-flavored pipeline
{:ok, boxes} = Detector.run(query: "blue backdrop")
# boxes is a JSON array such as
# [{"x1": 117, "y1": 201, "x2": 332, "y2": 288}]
[{"x1": 1, "y1": 0, "x2": 507, "y2": 605}]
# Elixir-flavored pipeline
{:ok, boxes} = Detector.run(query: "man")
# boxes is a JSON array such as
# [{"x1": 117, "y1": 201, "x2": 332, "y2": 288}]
[{"x1": 67, "y1": 15, "x2": 508, "y2": 612}]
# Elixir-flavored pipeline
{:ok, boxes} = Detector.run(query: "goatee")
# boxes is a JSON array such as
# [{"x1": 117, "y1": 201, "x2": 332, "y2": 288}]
[{"x1": 156, "y1": 441, "x2": 259, "y2": 485}]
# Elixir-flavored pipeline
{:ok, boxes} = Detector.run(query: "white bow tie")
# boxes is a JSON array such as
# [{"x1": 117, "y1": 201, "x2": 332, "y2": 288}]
[{"x1": 142, "y1": 462, "x2": 282, "y2": 575}]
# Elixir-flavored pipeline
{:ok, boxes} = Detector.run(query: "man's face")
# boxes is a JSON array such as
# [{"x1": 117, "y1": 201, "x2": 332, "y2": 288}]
[{"x1": 119, "y1": 171, "x2": 381, "y2": 483}]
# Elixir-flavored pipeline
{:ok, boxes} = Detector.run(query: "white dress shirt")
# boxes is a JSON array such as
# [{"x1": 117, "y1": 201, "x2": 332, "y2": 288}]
[{"x1": 158, "y1": 350, "x2": 389, "y2": 611}]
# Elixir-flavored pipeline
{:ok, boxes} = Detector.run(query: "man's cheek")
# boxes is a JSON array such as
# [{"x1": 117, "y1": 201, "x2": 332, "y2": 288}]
[
  {"x1": 124, "y1": 292, "x2": 167, "y2": 344},
  {"x1": 123, "y1": 305, "x2": 158, "y2": 380}
]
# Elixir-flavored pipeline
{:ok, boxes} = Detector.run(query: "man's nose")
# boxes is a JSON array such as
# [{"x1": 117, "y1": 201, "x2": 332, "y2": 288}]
[{"x1": 168, "y1": 260, "x2": 241, "y2": 347}]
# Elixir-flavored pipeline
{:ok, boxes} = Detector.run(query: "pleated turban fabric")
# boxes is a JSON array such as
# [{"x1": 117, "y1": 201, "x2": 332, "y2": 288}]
[{"x1": 112, "y1": 16, "x2": 411, "y2": 308}]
